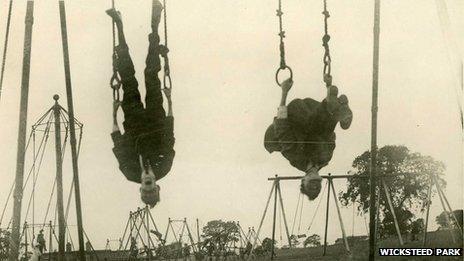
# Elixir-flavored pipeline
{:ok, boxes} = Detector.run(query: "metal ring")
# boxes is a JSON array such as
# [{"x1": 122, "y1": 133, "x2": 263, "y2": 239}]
[
  {"x1": 110, "y1": 74, "x2": 121, "y2": 90},
  {"x1": 275, "y1": 66, "x2": 293, "y2": 86},
  {"x1": 163, "y1": 74, "x2": 172, "y2": 89}
]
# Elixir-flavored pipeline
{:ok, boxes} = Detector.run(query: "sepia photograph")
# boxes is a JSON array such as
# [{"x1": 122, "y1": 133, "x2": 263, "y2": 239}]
[{"x1": 0, "y1": 0, "x2": 462, "y2": 260}]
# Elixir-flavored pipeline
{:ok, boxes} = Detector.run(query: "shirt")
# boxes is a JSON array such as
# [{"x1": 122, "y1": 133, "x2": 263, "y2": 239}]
[{"x1": 111, "y1": 116, "x2": 175, "y2": 183}]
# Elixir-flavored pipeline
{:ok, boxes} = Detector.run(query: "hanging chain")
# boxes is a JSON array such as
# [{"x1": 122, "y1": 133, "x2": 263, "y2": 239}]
[
  {"x1": 322, "y1": 0, "x2": 332, "y2": 87},
  {"x1": 110, "y1": 0, "x2": 121, "y2": 101},
  {"x1": 275, "y1": 0, "x2": 292, "y2": 86},
  {"x1": 161, "y1": 0, "x2": 172, "y2": 90}
]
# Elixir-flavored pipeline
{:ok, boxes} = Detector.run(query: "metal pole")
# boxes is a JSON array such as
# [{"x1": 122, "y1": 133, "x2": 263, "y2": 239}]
[
  {"x1": 381, "y1": 179, "x2": 403, "y2": 245},
  {"x1": 49, "y1": 221, "x2": 53, "y2": 260},
  {"x1": 422, "y1": 177, "x2": 433, "y2": 246},
  {"x1": 53, "y1": 96, "x2": 66, "y2": 260},
  {"x1": 9, "y1": 2, "x2": 34, "y2": 260},
  {"x1": 163, "y1": 218, "x2": 170, "y2": 243},
  {"x1": 146, "y1": 207, "x2": 151, "y2": 260},
  {"x1": 58, "y1": 2, "x2": 86, "y2": 259},
  {"x1": 433, "y1": 175, "x2": 457, "y2": 242},
  {"x1": 434, "y1": 175, "x2": 462, "y2": 233},
  {"x1": 369, "y1": 0, "x2": 381, "y2": 260},
  {"x1": 196, "y1": 218, "x2": 201, "y2": 245},
  {"x1": 330, "y1": 180, "x2": 350, "y2": 253},
  {"x1": 247, "y1": 181, "x2": 275, "y2": 260},
  {"x1": 24, "y1": 223, "x2": 28, "y2": 260},
  {"x1": 270, "y1": 180, "x2": 279, "y2": 260},
  {"x1": 323, "y1": 178, "x2": 331, "y2": 256},
  {"x1": 184, "y1": 219, "x2": 198, "y2": 253},
  {"x1": 276, "y1": 182, "x2": 292, "y2": 248}
]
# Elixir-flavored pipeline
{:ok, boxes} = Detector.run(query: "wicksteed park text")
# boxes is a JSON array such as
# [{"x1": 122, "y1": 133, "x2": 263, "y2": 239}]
[{"x1": 379, "y1": 248, "x2": 462, "y2": 257}]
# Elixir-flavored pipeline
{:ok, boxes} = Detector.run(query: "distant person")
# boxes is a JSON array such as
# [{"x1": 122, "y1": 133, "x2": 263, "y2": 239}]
[
  {"x1": 30, "y1": 246, "x2": 41, "y2": 261},
  {"x1": 66, "y1": 241, "x2": 72, "y2": 252},
  {"x1": 264, "y1": 78, "x2": 352, "y2": 200},
  {"x1": 107, "y1": 0, "x2": 174, "y2": 208},
  {"x1": 36, "y1": 230, "x2": 46, "y2": 253}
]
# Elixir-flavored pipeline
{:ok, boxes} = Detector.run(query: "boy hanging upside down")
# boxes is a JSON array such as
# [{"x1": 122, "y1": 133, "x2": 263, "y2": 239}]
[
  {"x1": 264, "y1": 78, "x2": 352, "y2": 200},
  {"x1": 107, "y1": 1, "x2": 174, "y2": 208}
]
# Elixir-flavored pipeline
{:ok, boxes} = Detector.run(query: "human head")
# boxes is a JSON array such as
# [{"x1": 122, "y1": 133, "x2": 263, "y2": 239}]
[
  {"x1": 139, "y1": 156, "x2": 160, "y2": 208},
  {"x1": 300, "y1": 167, "x2": 322, "y2": 200}
]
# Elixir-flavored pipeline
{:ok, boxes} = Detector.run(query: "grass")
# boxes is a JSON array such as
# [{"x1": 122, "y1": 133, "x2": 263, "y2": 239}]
[{"x1": 257, "y1": 229, "x2": 463, "y2": 261}]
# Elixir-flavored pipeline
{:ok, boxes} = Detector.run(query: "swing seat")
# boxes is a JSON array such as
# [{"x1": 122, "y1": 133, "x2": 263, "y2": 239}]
[{"x1": 297, "y1": 234, "x2": 306, "y2": 238}]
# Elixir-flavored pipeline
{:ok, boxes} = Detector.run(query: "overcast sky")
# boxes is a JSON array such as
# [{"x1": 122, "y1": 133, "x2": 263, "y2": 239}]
[{"x1": 0, "y1": 0, "x2": 462, "y2": 250}]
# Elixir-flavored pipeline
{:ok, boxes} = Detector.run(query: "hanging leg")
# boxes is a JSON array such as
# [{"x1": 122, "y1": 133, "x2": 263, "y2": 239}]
[
  {"x1": 381, "y1": 179, "x2": 404, "y2": 245},
  {"x1": 323, "y1": 179, "x2": 331, "y2": 256},
  {"x1": 330, "y1": 180, "x2": 351, "y2": 253},
  {"x1": 106, "y1": 9, "x2": 145, "y2": 135},
  {"x1": 145, "y1": 2, "x2": 166, "y2": 122}
]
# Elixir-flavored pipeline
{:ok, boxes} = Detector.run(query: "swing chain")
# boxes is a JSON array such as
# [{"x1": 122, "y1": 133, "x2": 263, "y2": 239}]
[
  {"x1": 161, "y1": 0, "x2": 172, "y2": 91},
  {"x1": 322, "y1": 0, "x2": 332, "y2": 87},
  {"x1": 275, "y1": 0, "x2": 292, "y2": 87},
  {"x1": 110, "y1": 0, "x2": 121, "y2": 101}
]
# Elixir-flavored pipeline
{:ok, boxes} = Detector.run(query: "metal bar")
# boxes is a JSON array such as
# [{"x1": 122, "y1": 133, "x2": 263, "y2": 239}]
[
  {"x1": 369, "y1": 0, "x2": 381, "y2": 260},
  {"x1": 53, "y1": 97, "x2": 66, "y2": 260},
  {"x1": 323, "y1": 180, "x2": 331, "y2": 256},
  {"x1": 58, "y1": 2, "x2": 85, "y2": 259},
  {"x1": 330, "y1": 180, "x2": 350, "y2": 253},
  {"x1": 381, "y1": 179, "x2": 403, "y2": 245},
  {"x1": 276, "y1": 182, "x2": 292, "y2": 248},
  {"x1": 9, "y1": 2, "x2": 34, "y2": 260},
  {"x1": 267, "y1": 173, "x2": 418, "y2": 181}
]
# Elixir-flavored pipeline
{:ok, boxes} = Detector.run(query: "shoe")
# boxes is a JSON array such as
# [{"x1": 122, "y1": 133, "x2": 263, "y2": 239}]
[{"x1": 338, "y1": 94, "x2": 353, "y2": 130}]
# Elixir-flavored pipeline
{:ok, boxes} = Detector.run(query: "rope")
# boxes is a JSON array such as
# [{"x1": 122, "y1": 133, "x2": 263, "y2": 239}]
[
  {"x1": 110, "y1": 0, "x2": 121, "y2": 101},
  {"x1": 0, "y1": 0, "x2": 13, "y2": 102},
  {"x1": 275, "y1": 0, "x2": 292, "y2": 86},
  {"x1": 291, "y1": 193, "x2": 302, "y2": 235},
  {"x1": 306, "y1": 180, "x2": 328, "y2": 232},
  {"x1": 322, "y1": 0, "x2": 332, "y2": 87}
]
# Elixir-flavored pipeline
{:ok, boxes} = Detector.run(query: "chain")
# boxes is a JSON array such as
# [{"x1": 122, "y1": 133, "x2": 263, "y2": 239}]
[
  {"x1": 110, "y1": 0, "x2": 121, "y2": 101},
  {"x1": 161, "y1": 0, "x2": 172, "y2": 90},
  {"x1": 275, "y1": 0, "x2": 292, "y2": 86},
  {"x1": 322, "y1": 0, "x2": 332, "y2": 87}
]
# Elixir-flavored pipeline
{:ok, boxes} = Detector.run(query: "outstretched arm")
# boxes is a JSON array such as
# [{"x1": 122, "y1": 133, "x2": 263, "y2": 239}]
[
  {"x1": 112, "y1": 100, "x2": 121, "y2": 133},
  {"x1": 164, "y1": 88, "x2": 173, "y2": 117},
  {"x1": 278, "y1": 78, "x2": 292, "y2": 117}
]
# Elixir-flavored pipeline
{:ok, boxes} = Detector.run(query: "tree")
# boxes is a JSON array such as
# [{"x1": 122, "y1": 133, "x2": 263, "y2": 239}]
[
  {"x1": 339, "y1": 145, "x2": 446, "y2": 238},
  {"x1": 436, "y1": 209, "x2": 463, "y2": 230},
  {"x1": 261, "y1": 237, "x2": 275, "y2": 253},
  {"x1": 303, "y1": 234, "x2": 321, "y2": 247},
  {"x1": 410, "y1": 218, "x2": 424, "y2": 241},
  {"x1": 201, "y1": 220, "x2": 239, "y2": 255},
  {"x1": 0, "y1": 229, "x2": 10, "y2": 259}
]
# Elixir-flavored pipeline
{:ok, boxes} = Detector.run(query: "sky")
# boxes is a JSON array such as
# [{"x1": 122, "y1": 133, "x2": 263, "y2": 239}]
[{"x1": 0, "y1": 0, "x2": 462, "y2": 251}]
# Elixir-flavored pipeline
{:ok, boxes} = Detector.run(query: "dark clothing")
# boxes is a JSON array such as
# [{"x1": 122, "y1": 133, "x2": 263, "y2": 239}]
[
  {"x1": 264, "y1": 98, "x2": 336, "y2": 172},
  {"x1": 111, "y1": 33, "x2": 175, "y2": 183}
]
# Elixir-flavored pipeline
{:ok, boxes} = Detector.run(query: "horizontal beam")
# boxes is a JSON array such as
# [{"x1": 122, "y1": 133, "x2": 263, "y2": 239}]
[{"x1": 268, "y1": 173, "x2": 419, "y2": 181}]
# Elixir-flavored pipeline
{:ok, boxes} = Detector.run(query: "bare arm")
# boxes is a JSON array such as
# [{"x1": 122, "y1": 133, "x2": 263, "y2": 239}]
[
  {"x1": 112, "y1": 101, "x2": 121, "y2": 132},
  {"x1": 163, "y1": 88, "x2": 173, "y2": 117}
]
